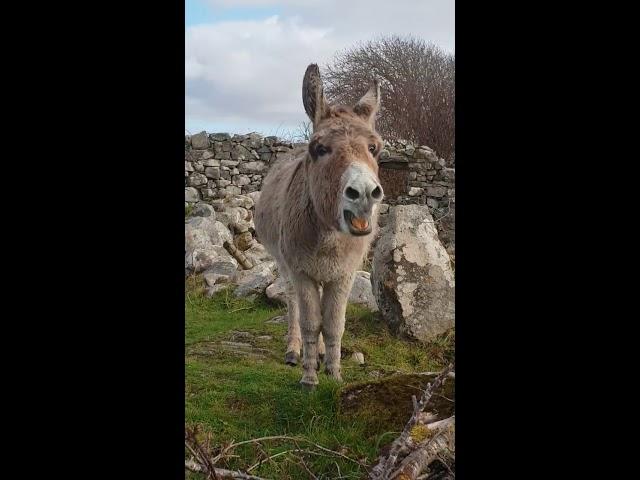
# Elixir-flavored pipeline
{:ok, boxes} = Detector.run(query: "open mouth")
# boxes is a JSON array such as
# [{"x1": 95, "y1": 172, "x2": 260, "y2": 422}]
[{"x1": 343, "y1": 210, "x2": 372, "y2": 236}]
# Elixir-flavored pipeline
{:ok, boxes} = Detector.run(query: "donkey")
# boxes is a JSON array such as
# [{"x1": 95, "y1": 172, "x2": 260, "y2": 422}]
[{"x1": 255, "y1": 64, "x2": 384, "y2": 388}]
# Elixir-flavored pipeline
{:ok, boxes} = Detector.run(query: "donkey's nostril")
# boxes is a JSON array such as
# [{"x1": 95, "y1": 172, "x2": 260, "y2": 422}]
[
  {"x1": 345, "y1": 187, "x2": 360, "y2": 200},
  {"x1": 371, "y1": 186, "x2": 382, "y2": 200}
]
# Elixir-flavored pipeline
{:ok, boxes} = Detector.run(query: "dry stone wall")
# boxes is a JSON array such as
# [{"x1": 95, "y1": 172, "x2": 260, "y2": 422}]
[{"x1": 185, "y1": 131, "x2": 455, "y2": 260}]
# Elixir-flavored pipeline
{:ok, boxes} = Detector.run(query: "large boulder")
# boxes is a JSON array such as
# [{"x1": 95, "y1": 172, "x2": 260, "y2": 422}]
[{"x1": 371, "y1": 205, "x2": 454, "y2": 342}]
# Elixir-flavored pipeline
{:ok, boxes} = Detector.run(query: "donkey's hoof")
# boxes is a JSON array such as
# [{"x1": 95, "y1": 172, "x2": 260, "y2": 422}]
[
  {"x1": 300, "y1": 380, "x2": 318, "y2": 391},
  {"x1": 284, "y1": 351, "x2": 300, "y2": 366},
  {"x1": 318, "y1": 353, "x2": 325, "y2": 363}
]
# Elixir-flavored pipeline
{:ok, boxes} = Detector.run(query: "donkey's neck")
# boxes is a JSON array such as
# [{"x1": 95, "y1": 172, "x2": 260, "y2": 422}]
[{"x1": 298, "y1": 159, "x2": 336, "y2": 236}]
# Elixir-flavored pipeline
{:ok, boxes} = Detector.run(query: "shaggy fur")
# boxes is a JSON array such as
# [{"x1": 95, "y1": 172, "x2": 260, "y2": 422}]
[{"x1": 255, "y1": 64, "x2": 384, "y2": 387}]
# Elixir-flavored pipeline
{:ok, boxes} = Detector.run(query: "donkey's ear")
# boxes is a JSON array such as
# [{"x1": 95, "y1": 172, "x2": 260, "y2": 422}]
[
  {"x1": 302, "y1": 63, "x2": 328, "y2": 129},
  {"x1": 353, "y1": 79, "x2": 381, "y2": 127}
]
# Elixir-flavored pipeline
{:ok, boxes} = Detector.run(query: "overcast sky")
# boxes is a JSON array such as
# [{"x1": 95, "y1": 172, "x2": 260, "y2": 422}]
[{"x1": 185, "y1": 0, "x2": 455, "y2": 137}]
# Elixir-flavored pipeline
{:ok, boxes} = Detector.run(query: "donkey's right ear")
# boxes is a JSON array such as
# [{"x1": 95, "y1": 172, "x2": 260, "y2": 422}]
[{"x1": 302, "y1": 64, "x2": 328, "y2": 130}]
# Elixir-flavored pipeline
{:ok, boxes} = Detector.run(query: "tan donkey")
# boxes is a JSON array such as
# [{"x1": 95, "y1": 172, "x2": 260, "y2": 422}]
[{"x1": 255, "y1": 64, "x2": 384, "y2": 388}]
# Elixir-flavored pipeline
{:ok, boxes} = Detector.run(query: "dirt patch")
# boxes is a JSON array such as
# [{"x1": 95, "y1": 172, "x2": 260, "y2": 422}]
[{"x1": 338, "y1": 373, "x2": 454, "y2": 435}]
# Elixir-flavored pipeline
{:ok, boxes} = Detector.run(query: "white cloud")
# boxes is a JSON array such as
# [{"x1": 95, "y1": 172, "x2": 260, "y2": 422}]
[{"x1": 186, "y1": 0, "x2": 454, "y2": 134}]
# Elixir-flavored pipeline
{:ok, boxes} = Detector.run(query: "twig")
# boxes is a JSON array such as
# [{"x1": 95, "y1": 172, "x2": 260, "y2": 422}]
[
  {"x1": 185, "y1": 459, "x2": 268, "y2": 480},
  {"x1": 247, "y1": 449, "x2": 303, "y2": 472},
  {"x1": 292, "y1": 452, "x2": 318, "y2": 480},
  {"x1": 185, "y1": 430, "x2": 220, "y2": 480},
  {"x1": 229, "y1": 306, "x2": 253, "y2": 313},
  {"x1": 212, "y1": 435, "x2": 367, "y2": 469}
]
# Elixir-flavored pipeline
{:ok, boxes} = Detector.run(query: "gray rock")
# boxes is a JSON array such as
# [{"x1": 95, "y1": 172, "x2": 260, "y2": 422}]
[
  {"x1": 224, "y1": 186, "x2": 242, "y2": 196},
  {"x1": 243, "y1": 242, "x2": 273, "y2": 266},
  {"x1": 349, "y1": 271, "x2": 378, "y2": 311},
  {"x1": 201, "y1": 150, "x2": 214, "y2": 160},
  {"x1": 230, "y1": 145, "x2": 250, "y2": 161},
  {"x1": 265, "y1": 314, "x2": 288, "y2": 324},
  {"x1": 192, "y1": 203, "x2": 215, "y2": 218},
  {"x1": 379, "y1": 204, "x2": 390, "y2": 214},
  {"x1": 233, "y1": 175, "x2": 251, "y2": 186},
  {"x1": 203, "y1": 260, "x2": 238, "y2": 286},
  {"x1": 408, "y1": 187, "x2": 424, "y2": 197},
  {"x1": 371, "y1": 205, "x2": 454, "y2": 342},
  {"x1": 242, "y1": 161, "x2": 266, "y2": 173},
  {"x1": 185, "y1": 231, "x2": 237, "y2": 273},
  {"x1": 216, "y1": 206, "x2": 249, "y2": 229},
  {"x1": 186, "y1": 216, "x2": 233, "y2": 247},
  {"x1": 187, "y1": 173, "x2": 207, "y2": 187},
  {"x1": 191, "y1": 131, "x2": 210, "y2": 150},
  {"x1": 185, "y1": 161, "x2": 194, "y2": 172},
  {"x1": 265, "y1": 276, "x2": 287, "y2": 304},
  {"x1": 205, "y1": 167, "x2": 220, "y2": 179},
  {"x1": 425, "y1": 186, "x2": 447, "y2": 198},
  {"x1": 185, "y1": 187, "x2": 200, "y2": 203},
  {"x1": 233, "y1": 262, "x2": 277, "y2": 299},
  {"x1": 413, "y1": 148, "x2": 431, "y2": 160},
  {"x1": 210, "y1": 133, "x2": 231, "y2": 141},
  {"x1": 223, "y1": 194, "x2": 254, "y2": 210},
  {"x1": 202, "y1": 159, "x2": 220, "y2": 167}
]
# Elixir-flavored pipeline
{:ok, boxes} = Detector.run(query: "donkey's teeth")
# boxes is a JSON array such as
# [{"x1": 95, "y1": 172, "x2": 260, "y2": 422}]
[{"x1": 350, "y1": 217, "x2": 369, "y2": 230}]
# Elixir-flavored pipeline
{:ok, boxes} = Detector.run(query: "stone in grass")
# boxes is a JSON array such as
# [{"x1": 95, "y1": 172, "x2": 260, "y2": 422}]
[
  {"x1": 266, "y1": 314, "x2": 288, "y2": 324},
  {"x1": 351, "y1": 352, "x2": 365, "y2": 365}
]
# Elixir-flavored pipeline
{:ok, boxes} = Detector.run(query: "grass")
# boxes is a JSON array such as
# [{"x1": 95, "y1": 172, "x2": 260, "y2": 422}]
[
  {"x1": 185, "y1": 274, "x2": 453, "y2": 479},
  {"x1": 185, "y1": 203, "x2": 195, "y2": 218}
]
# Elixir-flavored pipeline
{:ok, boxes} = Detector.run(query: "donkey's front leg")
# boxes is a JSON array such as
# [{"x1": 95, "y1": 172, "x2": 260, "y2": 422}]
[
  {"x1": 295, "y1": 273, "x2": 322, "y2": 388},
  {"x1": 284, "y1": 273, "x2": 302, "y2": 366},
  {"x1": 320, "y1": 274, "x2": 354, "y2": 382}
]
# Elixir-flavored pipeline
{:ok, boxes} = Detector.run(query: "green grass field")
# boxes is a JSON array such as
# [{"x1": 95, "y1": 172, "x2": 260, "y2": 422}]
[{"x1": 185, "y1": 274, "x2": 454, "y2": 479}]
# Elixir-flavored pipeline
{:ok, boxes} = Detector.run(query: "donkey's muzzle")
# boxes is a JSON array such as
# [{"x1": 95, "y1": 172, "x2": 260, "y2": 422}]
[{"x1": 344, "y1": 210, "x2": 372, "y2": 236}]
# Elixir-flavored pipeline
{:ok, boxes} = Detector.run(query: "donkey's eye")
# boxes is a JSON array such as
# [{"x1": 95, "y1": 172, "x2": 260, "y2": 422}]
[
  {"x1": 316, "y1": 144, "x2": 330, "y2": 156},
  {"x1": 368, "y1": 144, "x2": 377, "y2": 154}
]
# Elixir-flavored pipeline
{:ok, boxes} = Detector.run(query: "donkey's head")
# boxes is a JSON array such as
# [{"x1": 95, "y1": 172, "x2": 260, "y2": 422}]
[{"x1": 301, "y1": 64, "x2": 384, "y2": 236}]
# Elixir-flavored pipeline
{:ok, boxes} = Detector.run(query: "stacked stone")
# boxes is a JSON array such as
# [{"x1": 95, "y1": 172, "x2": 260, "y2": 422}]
[
  {"x1": 185, "y1": 131, "x2": 295, "y2": 205},
  {"x1": 378, "y1": 139, "x2": 454, "y2": 210}
]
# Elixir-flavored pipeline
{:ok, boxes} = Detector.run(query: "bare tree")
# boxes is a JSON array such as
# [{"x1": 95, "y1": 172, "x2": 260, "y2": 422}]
[{"x1": 324, "y1": 35, "x2": 455, "y2": 161}]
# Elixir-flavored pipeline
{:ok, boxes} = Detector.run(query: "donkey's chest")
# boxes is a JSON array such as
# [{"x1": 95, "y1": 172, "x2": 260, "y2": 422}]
[{"x1": 297, "y1": 235, "x2": 366, "y2": 282}]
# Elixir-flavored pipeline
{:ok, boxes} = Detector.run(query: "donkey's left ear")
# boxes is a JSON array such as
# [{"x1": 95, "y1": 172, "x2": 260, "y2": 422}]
[{"x1": 353, "y1": 79, "x2": 381, "y2": 127}]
